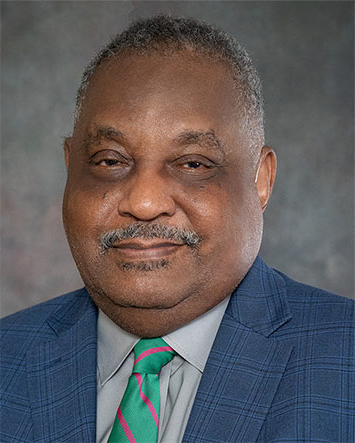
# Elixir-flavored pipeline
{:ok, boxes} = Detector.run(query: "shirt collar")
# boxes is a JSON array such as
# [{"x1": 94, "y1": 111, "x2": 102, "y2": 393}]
[
  {"x1": 97, "y1": 309, "x2": 139, "y2": 385},
  {"x1": 163, "y1": 296, "x2": 230, "y2": 372},
  {"x1": 97, "y1": 296, "x2": 230, "y2": 385}
]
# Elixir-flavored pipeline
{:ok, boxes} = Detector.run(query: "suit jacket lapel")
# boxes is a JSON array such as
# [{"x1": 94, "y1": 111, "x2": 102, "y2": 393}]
[
  {"x1": 183, "y1": 257, "x2": 294, "y2": 443},
  {"x1": 26, "y1": 289, "x2": 97, "y2": 443}
]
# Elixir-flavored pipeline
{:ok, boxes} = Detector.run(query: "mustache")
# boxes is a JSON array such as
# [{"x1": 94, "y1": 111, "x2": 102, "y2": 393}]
[{"x1": 100, "y1": 222, "x2": 202, "y2": 250}]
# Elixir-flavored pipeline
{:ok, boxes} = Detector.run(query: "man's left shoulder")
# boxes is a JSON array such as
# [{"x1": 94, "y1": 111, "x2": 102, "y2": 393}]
[{"x1": 274, "y1": 269, "x2": 354, "y2": 337}]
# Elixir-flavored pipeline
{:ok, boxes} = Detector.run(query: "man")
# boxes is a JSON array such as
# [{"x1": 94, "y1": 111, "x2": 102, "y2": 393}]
[{"x1": 1, "y1": 15, "x2": 353, "y2": 443}]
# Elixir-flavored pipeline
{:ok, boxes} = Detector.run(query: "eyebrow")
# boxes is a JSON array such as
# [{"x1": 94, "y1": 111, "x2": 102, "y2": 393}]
[
  {"x1": 174, "y1": 129, "x2": 226, "y2": 155},
  {"x1": 94, "y1": 126, "x2": 126, "y2": 139},
  {"x1": 84, "y1": 126, "x2": 126, "y2": 149},
  {"x1": 84, "y1": 125, "x2": 225, "y2": 156}
]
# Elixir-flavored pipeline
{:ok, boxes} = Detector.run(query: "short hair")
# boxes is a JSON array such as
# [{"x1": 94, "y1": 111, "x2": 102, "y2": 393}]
[{"x1": 75, "y1": 15, "x2": 265, "y2": 156}]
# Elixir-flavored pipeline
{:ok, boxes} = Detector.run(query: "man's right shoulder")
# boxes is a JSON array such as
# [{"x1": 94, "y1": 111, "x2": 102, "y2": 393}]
[
  {"x1": 0, "y1": 288, "x2": 97, "y2": 443},
  {"x1": 0, "y1": 288, "x2": 90, "y2": 351}
]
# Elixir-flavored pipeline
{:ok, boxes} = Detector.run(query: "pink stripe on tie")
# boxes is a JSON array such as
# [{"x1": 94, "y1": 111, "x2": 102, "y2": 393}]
[
  {"x1": 134, "y1": 373, "x2": 159, "y2": 428},
  {"x1": 117, "y1": 406, "x2": 137, "y2": 443},
  {"x1": 134, "y1": 346, "x2": 174, "y2": 366}
]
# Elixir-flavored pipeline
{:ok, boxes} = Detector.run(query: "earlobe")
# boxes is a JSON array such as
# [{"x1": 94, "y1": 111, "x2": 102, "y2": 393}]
[
  {"x1": 64, "y1": 137, "x2": 72, "y2": 171},
  {"x1": 255, "y1": 146, "x2": 277, "y2": 212}
]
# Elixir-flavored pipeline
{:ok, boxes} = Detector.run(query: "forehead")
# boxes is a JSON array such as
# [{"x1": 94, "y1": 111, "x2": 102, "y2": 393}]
[{"x1": 76, "y1": 52, "x2": 245, "y2": 151}]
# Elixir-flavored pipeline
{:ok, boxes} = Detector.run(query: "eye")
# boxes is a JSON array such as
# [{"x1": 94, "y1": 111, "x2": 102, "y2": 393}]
[
  {"x1": 183, "y1": 161, "x2": 204, "y2": 169},
  {"x1": 96, "y1": 158, "x2": 121, "y2": 167},
  {"x1": 175, "y1": 157, "x2": 214, "y2": 173},
  {"x1": 90, "y1": 150, "x2": 130, "y2": 168}
]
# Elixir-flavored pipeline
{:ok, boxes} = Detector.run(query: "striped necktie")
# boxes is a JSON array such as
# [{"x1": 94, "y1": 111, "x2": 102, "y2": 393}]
[{"x1": 108, "y1": 338, "x2": 176, "y2": 443}]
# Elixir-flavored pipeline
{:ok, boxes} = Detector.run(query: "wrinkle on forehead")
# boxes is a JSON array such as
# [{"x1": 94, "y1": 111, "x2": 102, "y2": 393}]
[{"x1": 74, "y1": 52, "x2": 257, "y2": 162}]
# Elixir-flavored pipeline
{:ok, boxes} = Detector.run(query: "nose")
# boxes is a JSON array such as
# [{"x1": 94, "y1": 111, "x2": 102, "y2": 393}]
[{"x1": 117, "y1": 168, "x2": 176, "y2": 221}]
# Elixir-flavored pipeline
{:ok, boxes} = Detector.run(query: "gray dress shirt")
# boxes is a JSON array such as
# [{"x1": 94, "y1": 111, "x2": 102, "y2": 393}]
[{"x1": 96, "y1": 296, "x2": 230, "y2": 443}]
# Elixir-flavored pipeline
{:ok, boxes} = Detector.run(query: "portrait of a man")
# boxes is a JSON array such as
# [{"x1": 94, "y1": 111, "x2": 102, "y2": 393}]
[{"x1": 1, "y1": 2, "x2": 354, "y2": 443}]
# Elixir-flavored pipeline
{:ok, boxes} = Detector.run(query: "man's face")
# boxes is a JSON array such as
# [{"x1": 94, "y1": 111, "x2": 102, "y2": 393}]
[{"x1": 63, "y1": 51, "x2": 275, "y2": 336}]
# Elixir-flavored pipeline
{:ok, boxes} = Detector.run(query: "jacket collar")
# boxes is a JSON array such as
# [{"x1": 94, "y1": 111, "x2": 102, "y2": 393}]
[
  {"x1": 228, "y1": 255, "x2": 292, "y2": 337},
  {"x1": 183, "y1": 256, "x2": 294, "y2": 443},
  {"x1": 46, "y1": 287, "x2": 96, "y2": 336}
]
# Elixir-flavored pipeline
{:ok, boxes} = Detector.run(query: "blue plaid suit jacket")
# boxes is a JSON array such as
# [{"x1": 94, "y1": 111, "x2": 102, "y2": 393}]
[{"x1": 1, "y1": 257, "x2": 354, "y2": 442}]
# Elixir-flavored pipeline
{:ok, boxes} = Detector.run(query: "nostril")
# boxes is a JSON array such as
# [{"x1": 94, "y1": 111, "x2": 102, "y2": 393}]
[
  {"x1": 116, "y1": 169, "x2": 177, "y2": 220},
  {"x1": 117, "y1": 186, "x2": 176, "y2": 221}
]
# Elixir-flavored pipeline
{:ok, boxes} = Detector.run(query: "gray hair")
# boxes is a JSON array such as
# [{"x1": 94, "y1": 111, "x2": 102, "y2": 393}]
[
  {"x1": 75, "y1": 14, "x2": 265, "y2": 157},
  {"x1": 100, "y1": 222, "x2": 201, "y2": 250}
]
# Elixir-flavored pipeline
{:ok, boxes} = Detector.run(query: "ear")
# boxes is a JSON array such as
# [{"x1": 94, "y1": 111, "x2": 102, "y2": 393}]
[
  {"x1": 64, "y1": 137, "x2": 72, "y2": 171},
  {"x1": 255, "y1": 146, "x2": 277, "y2": 212}
]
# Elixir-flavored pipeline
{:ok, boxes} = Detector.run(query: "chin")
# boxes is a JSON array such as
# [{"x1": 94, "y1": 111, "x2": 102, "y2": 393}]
[
  {"x1": 88, "y1": 286, "x2": 197, "y2": 337},
  {"x1": 88, "y1": 275, "x2": 198, "y2": 311}
]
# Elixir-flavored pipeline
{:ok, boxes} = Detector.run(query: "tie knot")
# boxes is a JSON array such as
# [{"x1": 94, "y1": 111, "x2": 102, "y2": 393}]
[{"x1": 133, "y1": 338, "x2": 176, "y2": 374}]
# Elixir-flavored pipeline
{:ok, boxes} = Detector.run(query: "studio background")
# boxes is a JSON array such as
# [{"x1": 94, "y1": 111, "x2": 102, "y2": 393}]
[{"x1": 1, "y1": 0, "x2": 354, "y2": 317}]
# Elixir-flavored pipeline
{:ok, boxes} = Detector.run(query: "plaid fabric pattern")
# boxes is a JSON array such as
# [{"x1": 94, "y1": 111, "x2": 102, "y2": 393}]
[
  {"x1": 1, "y1": 257, "x2": 354, "y2": 442},
  {"x1": 0, "y1": 289, "x2": 97, "y2": 442},
  {"x1": 183, "y1": 257, "x2": 355, "y2": 442}
]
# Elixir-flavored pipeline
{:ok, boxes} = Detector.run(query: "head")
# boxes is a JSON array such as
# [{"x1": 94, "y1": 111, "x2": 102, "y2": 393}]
[{"x1": 62, "y1": 15, "x2": 276, "y2": 337}]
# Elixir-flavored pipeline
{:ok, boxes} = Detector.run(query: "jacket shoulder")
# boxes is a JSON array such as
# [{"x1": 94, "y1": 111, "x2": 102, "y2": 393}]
[
  {"x1": 0, "y1": 288, "x2": 90, "y2": 353},
  {"x1": 275, "y1": 269, "x2": 354, "y2": 325},
  {"x1": 272, "y1": 269, "x2": 354, "y2": 353}
]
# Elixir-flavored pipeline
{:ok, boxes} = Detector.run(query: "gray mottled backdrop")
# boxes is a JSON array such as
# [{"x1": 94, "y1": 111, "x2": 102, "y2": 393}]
[{"x1": 1, "y1": 1, "x2": 354, "y2": 317}]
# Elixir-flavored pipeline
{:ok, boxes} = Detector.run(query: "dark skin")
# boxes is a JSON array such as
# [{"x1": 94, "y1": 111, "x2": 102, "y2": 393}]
[{"x1": 63, "y1": 51, "x2": 276, "y2": 337}]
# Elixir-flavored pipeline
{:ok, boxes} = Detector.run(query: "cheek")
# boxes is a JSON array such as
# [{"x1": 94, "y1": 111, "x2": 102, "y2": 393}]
[
  {"x1": 182, "y1": 185, "x2": 236, "y2": 246},
  {"x1": 63, "y1": 180, "x2": 115, "y2": 244},
  {"x1": 186, "y1": 178, "x2": 262, "y2": 252}
]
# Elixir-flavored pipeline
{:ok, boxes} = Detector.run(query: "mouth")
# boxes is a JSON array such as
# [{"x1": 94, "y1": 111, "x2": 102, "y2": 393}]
[{"x1": 112, "y1": 241, "x2": 186, "y2": 259}]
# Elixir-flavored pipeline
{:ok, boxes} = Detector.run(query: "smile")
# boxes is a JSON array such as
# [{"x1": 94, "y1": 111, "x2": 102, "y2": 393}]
[{"x1": 112, "y1": 241, "x2": 185, "y2": 259}]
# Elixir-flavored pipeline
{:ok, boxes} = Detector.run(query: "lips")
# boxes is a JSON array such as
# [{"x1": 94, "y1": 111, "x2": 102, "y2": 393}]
[{"x1": 112, "y1": 241, "x2": 185, "y2": 259}]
